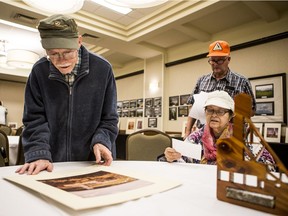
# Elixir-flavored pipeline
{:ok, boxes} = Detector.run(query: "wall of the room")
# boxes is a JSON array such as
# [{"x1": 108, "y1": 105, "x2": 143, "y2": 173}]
[{"x1": 1, "y1": 37, "x2": 287, "y2": 138}]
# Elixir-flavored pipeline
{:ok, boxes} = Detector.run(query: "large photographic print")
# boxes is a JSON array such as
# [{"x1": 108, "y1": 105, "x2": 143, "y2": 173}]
[
  {"x1": 4, "y1": 165, "x2": 181, "y2": 210},
  {"x1": 249, "y1": 73, "x2": 287, "y2": 124}
]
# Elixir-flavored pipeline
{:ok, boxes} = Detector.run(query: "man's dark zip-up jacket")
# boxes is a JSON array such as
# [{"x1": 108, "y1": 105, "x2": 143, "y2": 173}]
[{"x1": 22, "y1": 45, "x2": 118, "y2": 163}]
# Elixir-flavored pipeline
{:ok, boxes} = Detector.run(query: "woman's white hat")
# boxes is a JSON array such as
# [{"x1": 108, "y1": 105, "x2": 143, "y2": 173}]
[{"x1": 204, "y1": 90, "x2": 234, "y2": 112}]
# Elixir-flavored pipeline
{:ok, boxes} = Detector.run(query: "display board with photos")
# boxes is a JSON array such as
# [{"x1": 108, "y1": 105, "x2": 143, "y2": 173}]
[
  {"x1": 144, "y1": 97, "x2": 162, "y2": 117},
  {"x1": 117, "y1": 98, "x2": 144, "y2": 118},
  {"x1": 168, "y1": 94, "x2": 191, "y2": 120},
  {"x1": 249, "y1": 73, "x2": 287, "y2": 124}
]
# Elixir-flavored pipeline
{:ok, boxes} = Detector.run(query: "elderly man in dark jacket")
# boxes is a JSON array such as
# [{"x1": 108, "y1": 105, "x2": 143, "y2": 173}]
[{"x1": 16, "y1": 14, "x2": 118, "y2": 175}]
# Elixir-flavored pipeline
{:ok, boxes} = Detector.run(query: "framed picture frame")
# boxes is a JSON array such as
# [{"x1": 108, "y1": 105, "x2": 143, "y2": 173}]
[
  {"x1": 154, "y1": 97, "x2": 162, "y2": 107},
  {"x1": 255, "y1": 102, "x2": 274, "y2": 116},
  {"x1": 148, "y1": 118, "x2": 157, "y2": 128},
  {"x1": 178, "y1": 106, "x2": 189, "y2": 117},
  {"x1": 180, "y1": 94, "x2": 190, "y2": 105},
  {"x1": 136, "y1": 118, "x2": 143, "y2": 131},
  {"x1": 129, "y1": 100, "x2": 137, "y2": 108},
  {"x1": 169, "y1": 107, "x2": 177, "y2": 120},
  {"x1": 137, "y1": 99, "x2": 143, "y2": 108},
  {"x1": 145, "y1": 98, "x2": 153, "y2": 107},
  {"x1": 264, "y1": 123, "x2": 281, "y2": 143},
  {"x1": 251, "y1": 123, "x2": 263, "y2": 143},
  {"x1": 126, "y1": 118, "x2": 136, "y2": 134},
  {"x1": 249, "y1": 73, "x2": 287, "y2": 124},
  {"x1": 122, "y1": 100, "x2": 130, "y2": 109},
  {"x1": 169, "y1": 96, "x2": 179, "y2": 106},
  {"x1": 117, "y1": 101, "x2": 123, "y2": 110}
]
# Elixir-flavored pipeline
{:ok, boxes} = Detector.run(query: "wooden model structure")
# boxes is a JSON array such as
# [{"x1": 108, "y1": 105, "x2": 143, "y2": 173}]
[{"x1": 216, "y1": 94, "x2": 288, "y2": 214}]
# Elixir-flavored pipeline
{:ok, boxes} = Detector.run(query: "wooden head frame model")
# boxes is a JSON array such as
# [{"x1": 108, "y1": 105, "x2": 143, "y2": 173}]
[{"x1": 216, "y1": 93, "x2": 288, "y2": 214}]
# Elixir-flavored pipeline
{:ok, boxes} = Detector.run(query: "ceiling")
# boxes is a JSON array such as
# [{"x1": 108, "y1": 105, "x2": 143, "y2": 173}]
[{"x1": 0, "y1": 0, "x2": 288, "y2": 80}]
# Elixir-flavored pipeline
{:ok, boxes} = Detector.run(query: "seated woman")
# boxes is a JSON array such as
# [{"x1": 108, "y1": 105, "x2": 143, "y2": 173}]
[{"x1": 161, "y1": 90, "x2": 275, "y2": 167}]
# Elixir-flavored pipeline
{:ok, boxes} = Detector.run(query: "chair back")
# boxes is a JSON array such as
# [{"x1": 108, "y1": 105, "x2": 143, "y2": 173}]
[
  {"x1": 15, "y1": 125, "x2": 24, "y2": 136},
  {"x1": 0, "y1": 124, "x2": 12, "y2": 135},
  {"x1": 126, "y1": 129, "x2": 172, "y2": 161},
  {"x1": 16, "y1": 134, "x2": 25, "y2": 165},
  {"x1": 0, "y1": 129, "x2": 9, "y2": 166}
]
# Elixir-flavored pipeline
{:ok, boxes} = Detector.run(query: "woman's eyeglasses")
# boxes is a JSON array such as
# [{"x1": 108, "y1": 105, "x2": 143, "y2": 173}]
[
  {"x1": 208, "y1": 57, "x2": 228, "y2": 65},
  {"x1": 47, "y1": 50, "x2": 78, "y2": 61},
  {"x1": 205, "y1": 108, "x2": 230, "y2": 116}
]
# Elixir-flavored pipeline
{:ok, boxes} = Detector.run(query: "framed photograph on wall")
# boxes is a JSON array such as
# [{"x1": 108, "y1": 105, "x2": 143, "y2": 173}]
[
  {"x1": 180, "y1": 94, "x2": 190, "y2": 105},
  {"x1": 178, "y1": 106, "x2": 189, "y2": 117},
  {"x1": 249, "y1": 73, "x2": 287, "y2": 124},
  {"x1": 126, "y1": 118, "x2": 136, "y2": 134},
  {"x1": 169, "y1": 107, "x2": 177, "y2": 120},
  {"x1": 154, "y1": 97, "x2": 162, "y2": 107},
  {"x1": 264, "y1": 123, "x2": 281, "y2": 143},
  {"x1": 148, "y1": 118, "x2": 157, "y2": 128},
  {"x1": 136, "y1": 119, "x2": 143, "y2": 131},
  {"x1": 169, "y1": 96, "x2": 179, "y2": 106},
  {"x1": 255, "y1": 102, "x2": 274, "y2": 116}
]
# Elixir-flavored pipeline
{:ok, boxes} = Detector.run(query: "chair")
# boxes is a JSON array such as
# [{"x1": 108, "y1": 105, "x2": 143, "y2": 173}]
[
  {"x1": 0, "y1": 129, "x2": 9, "y2": 166},
  {"x1": 126, "y1": 129, "x2": 172, "y2": 161},
  {"x1": 16, "y1": 134, "x2": 25, "y2": 165},
  {"x1": 0, "y1": 124, "x2": 12, "y2": 136},
  {"x1": 15, "y1": 125, "x2": 24, "y2": 136}
]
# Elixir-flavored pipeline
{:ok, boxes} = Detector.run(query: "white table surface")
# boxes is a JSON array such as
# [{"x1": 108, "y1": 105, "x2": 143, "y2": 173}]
[
  {"x1": 0, "y1": 161, "x2": 272, "y2": 216},
  {"x1": 7, "y1": 135, "x2": 19, "y2": 165}
]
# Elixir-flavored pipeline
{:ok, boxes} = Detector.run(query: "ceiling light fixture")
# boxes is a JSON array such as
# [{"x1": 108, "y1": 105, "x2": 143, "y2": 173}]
[
  {"x1": 105, "y1": 0, "x2": 169, "y2": 8},
  {"x1": 91, "y1": 0, "x2": 132, "y2": 15},
  {"x1": 7, "y1": 49, "x2": 39, "y2": 69},
  {"x1": 22, "y1": 0, "x2": 84, "y2": 14}
]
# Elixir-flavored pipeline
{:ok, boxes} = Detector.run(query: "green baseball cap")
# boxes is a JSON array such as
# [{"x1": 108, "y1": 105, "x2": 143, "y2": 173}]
[{"x1": 37, "y1": 14, "x2": 79, "y2": 49}]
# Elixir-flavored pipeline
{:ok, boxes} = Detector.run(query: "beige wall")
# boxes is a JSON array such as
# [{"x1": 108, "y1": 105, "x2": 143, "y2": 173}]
[
  {"x1": 0, "y1": 80, "x2": 25, "y2": 128},
  {"x1": 1, "y1": 38, "x2": 288, "y2": 135}
]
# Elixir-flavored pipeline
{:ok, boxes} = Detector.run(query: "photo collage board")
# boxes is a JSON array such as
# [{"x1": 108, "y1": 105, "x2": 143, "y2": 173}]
[
  {"x1": 169, "y1": 94, "x2": 192, "y2": 121},
  {"x1": 117, "y1": 99, "x2": 144, "y2": 118},
  {"x1": 249, "y1": 73, "x2": 287, "y2": 143}
]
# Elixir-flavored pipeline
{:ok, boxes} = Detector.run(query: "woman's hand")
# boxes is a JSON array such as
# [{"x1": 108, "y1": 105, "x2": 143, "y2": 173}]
[
  {"x1": 15, "y1": 159, "x2": 53, "y2": 175},
  {"x1": 164, "y1": 147, "x2": 181, "y2": 162}
]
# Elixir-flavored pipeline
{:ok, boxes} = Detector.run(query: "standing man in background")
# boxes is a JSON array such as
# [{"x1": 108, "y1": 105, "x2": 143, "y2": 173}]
[
  {"x1": 184, "y1": 40, "x2": 255, "y2": 139},
  {"x1": 16, "y1": 14, "x2": 118, "y2": 175}
]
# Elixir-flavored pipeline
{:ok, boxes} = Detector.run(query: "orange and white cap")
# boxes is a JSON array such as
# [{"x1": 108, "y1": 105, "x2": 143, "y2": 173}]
[{"x1": 207, "y1": 40, "x2": 230, "y2": 57}]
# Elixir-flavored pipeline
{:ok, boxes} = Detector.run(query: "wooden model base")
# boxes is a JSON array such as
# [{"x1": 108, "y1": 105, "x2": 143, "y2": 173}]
[{"x1": 216, "y1": 94, "x2": 288, "y2": 214}]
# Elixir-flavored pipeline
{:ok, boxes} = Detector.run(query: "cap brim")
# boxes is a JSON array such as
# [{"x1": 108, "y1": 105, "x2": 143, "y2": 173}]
[
  {"x1": 41, "y1": 37, "x2": 79, "y2": 49},
  {"x1": 204, "y1": 98, "x2": 233, "y2": 111},
  {"x1": 207, "y1": 52, "x2": 230, "y2": 57}
]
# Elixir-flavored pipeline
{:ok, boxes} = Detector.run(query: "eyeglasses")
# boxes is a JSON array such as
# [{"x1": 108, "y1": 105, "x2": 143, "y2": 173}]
[
  {"x1": 205, "y1": 108, "x2": 230, "y2": 116},
  {"x1": 208, "y1": 57, "x2": 228, "y2": 65},
  {"x1": 47, "y1": 50, "x2": 78, "y2": 61}
]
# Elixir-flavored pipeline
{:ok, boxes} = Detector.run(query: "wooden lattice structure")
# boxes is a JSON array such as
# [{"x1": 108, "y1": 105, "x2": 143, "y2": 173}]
[{"x1": 216, "y1": 93, "x2": 288, "y2": 214}]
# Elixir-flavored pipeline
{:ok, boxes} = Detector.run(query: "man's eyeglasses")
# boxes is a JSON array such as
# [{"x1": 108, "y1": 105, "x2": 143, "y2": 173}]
[
  {"x1": 208, "y1": 57, "x2": 228, "y2": 65},
  {"x1": 205, "y1": 108, "x2": 230, "y2": 116},
  {"x1": 47, "y1": 50, "x2": 78, "y2": 61}
]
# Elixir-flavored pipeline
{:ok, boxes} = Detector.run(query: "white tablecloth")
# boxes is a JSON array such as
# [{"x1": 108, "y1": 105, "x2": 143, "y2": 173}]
[
  {"x1": 7, "y1": 135, "x2": 19, "y2": 165},
  {"x1": 0, "y1": 161, "x2": 272, "y2": 216}
]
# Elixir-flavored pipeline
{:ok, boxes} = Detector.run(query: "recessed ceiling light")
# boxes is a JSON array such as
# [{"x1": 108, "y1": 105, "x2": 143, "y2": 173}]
[{"x1": 105, "y1": 0, "x2": 169, "y2": 8}]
